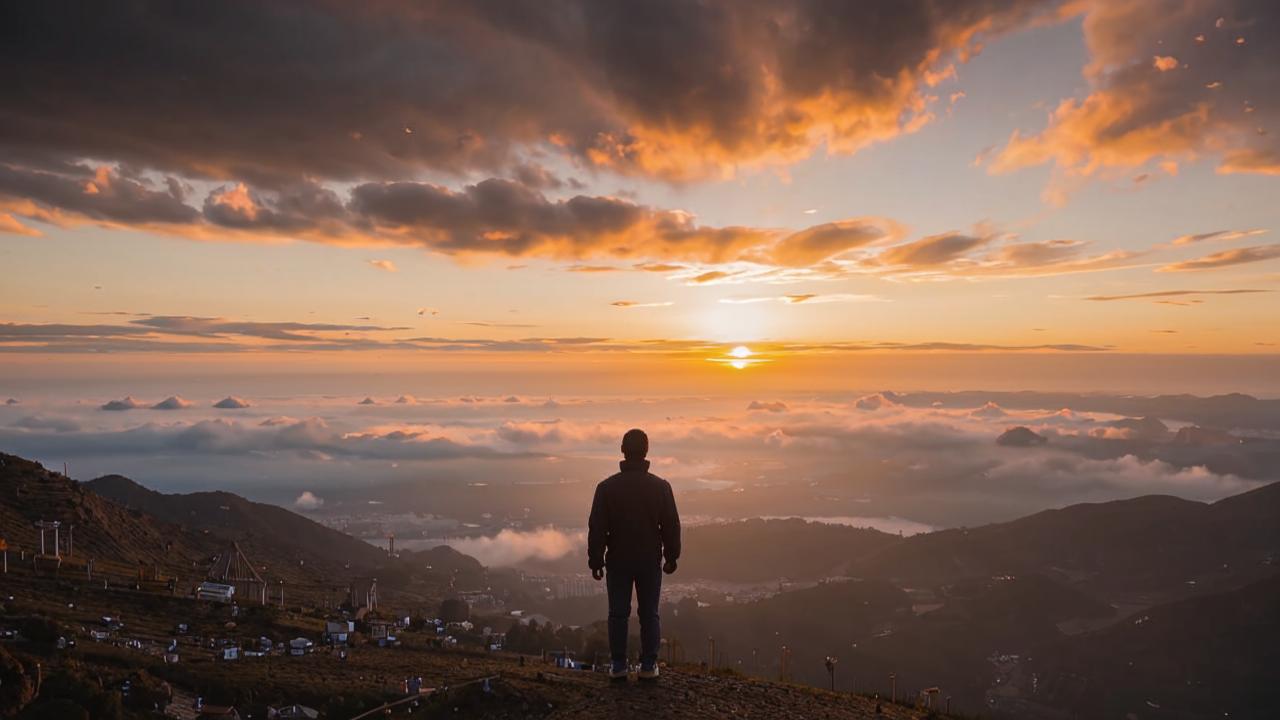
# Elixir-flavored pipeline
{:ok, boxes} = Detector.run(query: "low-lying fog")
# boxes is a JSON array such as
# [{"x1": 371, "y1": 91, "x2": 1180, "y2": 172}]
[{"x1": 5, "y1": 387, "x2": 1277, "y2": 558}]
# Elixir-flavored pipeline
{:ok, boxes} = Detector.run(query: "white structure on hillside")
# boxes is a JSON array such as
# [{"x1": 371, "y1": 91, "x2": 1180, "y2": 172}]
[{"x1": 197, "y1": 582, "x2": 236, "y2": 603}]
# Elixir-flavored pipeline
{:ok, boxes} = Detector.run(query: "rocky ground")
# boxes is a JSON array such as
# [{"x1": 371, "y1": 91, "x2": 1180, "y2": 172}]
[{"x1": 378, "y1": 659, "x2": 947, "y2": 720}]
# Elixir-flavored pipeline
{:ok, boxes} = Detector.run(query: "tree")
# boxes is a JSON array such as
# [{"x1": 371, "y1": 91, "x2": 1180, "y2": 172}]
[
  {"x1": 438, "y1": 598, "x2": 470, "y2": 624},
  {"x1": 16, "y1": 699, "x2": 89, "y2": 720},
  {"x1": 0, "y1": 645, "x2": 35, "y2": 718},
  {"x1": 122, "y1": 671, "x2": 171, "y2": 712},
  {"x1": 19, "y1": 617, "x2": 60, "y2": 646},
  {"x1": 504, "y1": 622, "x2": 526, "y2": 653}
]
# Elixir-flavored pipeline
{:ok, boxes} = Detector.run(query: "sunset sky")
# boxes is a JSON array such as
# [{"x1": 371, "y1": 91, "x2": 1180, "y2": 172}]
[
  {"x1": 2, "y1": 1, "x2": 1280, "y2": 533},
  {"x1": 2, "y1": 0, "x2": 1277, "y2": 373}
]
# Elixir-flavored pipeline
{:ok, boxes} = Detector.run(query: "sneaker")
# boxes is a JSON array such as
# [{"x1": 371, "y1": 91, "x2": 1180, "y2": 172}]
[
  {"x1": 609, "y1": 661, "x2": 628, "y2": 681},
  {"x1": 638, "y1": 663, "x2": 659, "y2": 682}
]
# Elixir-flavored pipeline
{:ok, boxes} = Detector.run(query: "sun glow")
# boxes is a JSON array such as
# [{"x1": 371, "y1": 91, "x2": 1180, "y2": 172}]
[{"x1": 710, "y1": 344, "x2": 768, "y2": 370}]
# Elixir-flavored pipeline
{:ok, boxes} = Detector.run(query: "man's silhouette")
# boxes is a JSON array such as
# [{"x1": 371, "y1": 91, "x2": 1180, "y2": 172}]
[{"x1": 588, "y1": 428, "x2": 680, "y2": 681}]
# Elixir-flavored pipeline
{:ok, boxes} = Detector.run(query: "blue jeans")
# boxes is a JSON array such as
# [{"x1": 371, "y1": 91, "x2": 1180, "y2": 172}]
[{"x1": 606, "y1": 561, "x2": 662, "y2": 666}]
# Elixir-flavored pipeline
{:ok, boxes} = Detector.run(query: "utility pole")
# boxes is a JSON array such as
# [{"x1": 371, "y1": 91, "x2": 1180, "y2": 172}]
[
  {"x1": 825, "y1": 656, "x2": 838, "y2": 691},
  {"x1": 889, "y1": 672, "x2": 897, "y2": 704},
  {"x1": 279, "y1": 580, "x2": 285, "y2": 609}
]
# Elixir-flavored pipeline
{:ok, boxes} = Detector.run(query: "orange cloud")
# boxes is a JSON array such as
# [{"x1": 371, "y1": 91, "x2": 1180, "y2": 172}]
[
  {"x1": 989, "y1": 0, "x2": 1280, "y2": 198},
  {"x1": 2, "y1": 2, "x2": 1071, "y2": 187},
  {"x1": 1171, "y1": 229, "x2": 1267, "y2": 246},
  {"x1": 611, "y1": 300, "x2": 673, "y2": 309},
  {"x1": 1217, "y1": 148, "x2": 1280, "y2": 176},
  {"x1": 1158, "y1": 245, "x2": 1280, "y2": 272},
  {"x1": 0, "y1": 212, "x2": 41, "y2": 237},
  {"x1": 878, "y1": 232, "x2": 993, "y2": 267}
]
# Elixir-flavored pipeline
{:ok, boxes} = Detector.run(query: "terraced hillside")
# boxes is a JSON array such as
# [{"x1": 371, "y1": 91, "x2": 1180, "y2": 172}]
[
  {"x1": 0, "y1": 452, "x2": 215, "y2": 581},
  {"x1": 86, "y1": 473, "x2": 389, "y2": 573}
]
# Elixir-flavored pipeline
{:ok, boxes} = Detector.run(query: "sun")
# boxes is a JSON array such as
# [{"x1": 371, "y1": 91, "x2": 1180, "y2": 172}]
[{"x1": 709, "y1": 344, "x2": 767, "y2": 370}]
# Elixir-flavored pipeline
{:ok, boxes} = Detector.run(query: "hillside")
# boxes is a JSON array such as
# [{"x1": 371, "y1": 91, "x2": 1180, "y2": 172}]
[
  {"x1": 1024, "y1": 574, "x2": 1280, "y2": 719},
  {"x1": 0, "y1": 596, "x2": 955, "y2": 720},
  {"x1": 661, "y1": 573, "x2": 1113, "y2": 713},
  {"x1": 0, "y1": 452, "x2": 483, "y2": 609},
  {"x1": 85, "y1": 473, "x2": 487, "y2": 596},
  {"x1": 0, "y1": 452, "x2": 215, "y2": 577},
  {"x1": 86, "y1": 474, "x2": 389, "y2": 573},
  {"x1": 853, "y1": 483, "x2": 1280, "y2": 598},
  {"x1": 889, "y1": 391, "x2": 1280, "y2": 431},
  {"x1": 522, "y1": 518, "x2": 900, "y2": 581}
]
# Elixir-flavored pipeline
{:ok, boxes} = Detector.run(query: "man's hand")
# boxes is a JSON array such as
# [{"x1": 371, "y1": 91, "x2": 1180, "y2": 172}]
[
  {"x1": 662, "y1": 559, "x2": 677, "y2": 575},
  {"x1": 592, "y1": 567, "x2": 604, "y2": 581}
]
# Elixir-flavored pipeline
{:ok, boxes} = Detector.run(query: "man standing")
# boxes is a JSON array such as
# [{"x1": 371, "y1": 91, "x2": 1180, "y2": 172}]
[{"x1": 588, "y1": 428, "x2": 681, "y2": 681}]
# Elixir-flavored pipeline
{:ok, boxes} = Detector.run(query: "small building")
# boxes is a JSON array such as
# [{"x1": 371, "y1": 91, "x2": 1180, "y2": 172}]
[
  {"x1": 324, "y1": 620, "x2": 354, "y2": 644},
  {"x1": 288, "y1": 637, "x2": 314, "y2": 656},
  {"x1": 916, "y1": 687, "x2": 942, "y2": 710},
  {"x1": 369, "y1": 620, "x2": 397, "y2": 646},
  {"x1": 549, "y1": 649, "x2": 579, "y2": 669},
  {"x1": 197, "y1": 582, "x2": 236, "y2": 603},
  {"x1": 268, "y1": 705, "x2": 319, "y2": 719},
  {"x1": 486, "y1": 633, "x2": 506, "y2": 652},
  {"x1": 220, "y1": 646, "x2": 240, "y2": 661}
]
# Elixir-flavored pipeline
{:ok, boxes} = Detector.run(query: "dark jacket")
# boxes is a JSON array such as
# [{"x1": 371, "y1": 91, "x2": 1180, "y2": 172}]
[{"x1": 587, "y1": 459, "x2": 681, "y2": 570}]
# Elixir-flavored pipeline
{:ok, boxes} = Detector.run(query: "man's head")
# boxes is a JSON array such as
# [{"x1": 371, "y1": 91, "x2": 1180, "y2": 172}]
[{"x1": 621, "y1": 428, "x2": 649, "y2": 460}]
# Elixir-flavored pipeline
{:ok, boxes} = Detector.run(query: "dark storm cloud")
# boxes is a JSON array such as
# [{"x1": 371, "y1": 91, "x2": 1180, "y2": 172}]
[
  {"x1": 0, "y1": 163, "x2": 198, "y2": 225},
  {"x1": 349, "y1": 178, "x2": 739, "y2": 259},
  {"x1": 0, "y1": 0, "x2": 1059, "y2": 185}
]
